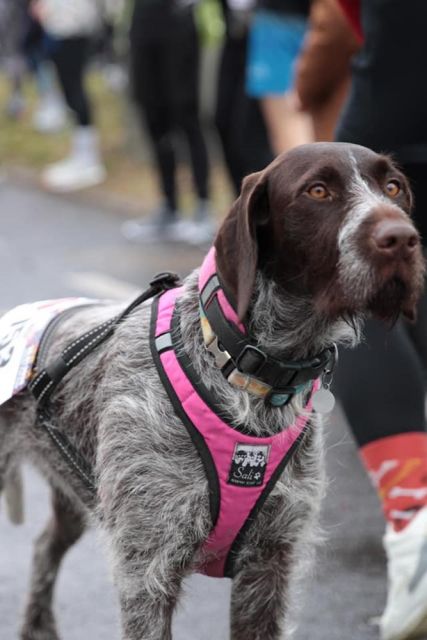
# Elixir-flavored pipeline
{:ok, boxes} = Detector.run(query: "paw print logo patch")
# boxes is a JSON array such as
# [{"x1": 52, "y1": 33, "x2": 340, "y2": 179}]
[{"x1": 228, "y1": 443, "x2": 270, "y2": 487}]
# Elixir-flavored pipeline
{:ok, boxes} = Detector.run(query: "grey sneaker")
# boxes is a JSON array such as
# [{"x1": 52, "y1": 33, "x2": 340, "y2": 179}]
[
  {"x1": 185, "y1": 218, "x2": 217, "y2": 246},
  {"x1": 121, "y1": 205, "x2": 180, "y2": 243},
  {"x1": 185, "y1": 200, "x2": 217, "y2": 246}
]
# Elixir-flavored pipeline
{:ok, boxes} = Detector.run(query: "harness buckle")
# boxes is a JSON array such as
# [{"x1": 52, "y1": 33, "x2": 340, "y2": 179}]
[{"x1": 206, "y1": 335, "x2": 232, "y2": 369}]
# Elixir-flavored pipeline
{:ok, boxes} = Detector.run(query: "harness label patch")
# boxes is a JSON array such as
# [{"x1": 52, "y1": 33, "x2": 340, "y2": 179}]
[{"x1": 227, "y1": 443, "x2": 270, "y2": 487}]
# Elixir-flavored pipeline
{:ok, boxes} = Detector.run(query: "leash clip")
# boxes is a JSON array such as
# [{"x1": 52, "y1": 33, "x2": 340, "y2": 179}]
[{"x1": 150, "y1": 272, "x2": 181, "y2": 291}]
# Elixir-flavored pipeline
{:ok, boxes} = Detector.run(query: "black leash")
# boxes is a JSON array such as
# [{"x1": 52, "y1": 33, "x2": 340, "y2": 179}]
[{"x1": 28, "y1": 272, "x2": 181, "y2": 493}]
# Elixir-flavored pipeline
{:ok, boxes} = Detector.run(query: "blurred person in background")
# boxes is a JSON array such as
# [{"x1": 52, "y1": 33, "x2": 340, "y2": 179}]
[
  {"x1": 0, "y1": 0, "x2": 27, "y2": 119},
  {"x1": 122, "y1": 0, "x2": 214, "y2": 245},
  {"x1": 245, "y1": 0, "x2": 313, "y2": 156},
  {"x1": 295, "y1": 0, "x2": 359, "y2": 141},
  {"x1": 30, "y1": 0, "x2": 120, "y2": 192},
  {"x1": 0, "y1": 0, "x2": 67, "y2": 132},
  {"x1": 296, "y1": 2, "x2": 427, "y2": 639},
  {"x1": 21, "y1": 11, "x2": 67, "y2": 133},
  {"x1": 214, "y1": 0, "x2": 273, "y2": 195}
]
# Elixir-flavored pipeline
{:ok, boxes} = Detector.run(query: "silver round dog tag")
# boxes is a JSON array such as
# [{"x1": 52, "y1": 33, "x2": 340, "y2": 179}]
[{"x1": 312, "y1": 388, "x2": 336, "y2": 414}]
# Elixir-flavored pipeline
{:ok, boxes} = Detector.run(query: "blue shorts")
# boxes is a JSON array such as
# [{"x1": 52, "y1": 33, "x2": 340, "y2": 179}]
[{"x1": 246, "y1": 10, "x2": 307, "y2": 98}]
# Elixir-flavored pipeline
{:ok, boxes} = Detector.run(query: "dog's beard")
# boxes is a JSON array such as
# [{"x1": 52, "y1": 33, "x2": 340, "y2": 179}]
[
  {"x1": 315, "y1": 270, "x2": 423, "y2": 325},
  {"x1": 367, "y1": 277, "x2": 409, "y2": 325}
]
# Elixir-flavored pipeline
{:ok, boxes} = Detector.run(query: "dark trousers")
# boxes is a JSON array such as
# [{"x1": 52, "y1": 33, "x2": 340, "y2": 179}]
[
  {"x1": 215, "y1": 32, "x2": 273, "y2": 195},
  {"x1": 49, "y1": 36, "x2": 92, "y2": 127},
  {"x1": 130, "y1": 5, "x2": 209, "y2": 212},
  {"x1": 334, "y1": 163, "x2": 427, "y2": 446}
]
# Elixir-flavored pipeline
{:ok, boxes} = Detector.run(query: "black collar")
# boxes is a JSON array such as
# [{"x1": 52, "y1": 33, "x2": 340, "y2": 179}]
[{"x1": 200, "y1": 274, "x2": 336, "y2": 406}]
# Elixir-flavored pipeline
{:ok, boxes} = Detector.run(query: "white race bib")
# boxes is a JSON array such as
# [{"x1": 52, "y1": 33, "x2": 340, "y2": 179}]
[{"x1": 0, "y1": 298, "x2": 96, "y2": 406}]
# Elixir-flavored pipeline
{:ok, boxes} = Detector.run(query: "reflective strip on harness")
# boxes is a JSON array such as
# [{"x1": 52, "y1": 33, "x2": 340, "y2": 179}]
[{"x1": 151, "y1": 285, "x2": 319, "y2": 578}]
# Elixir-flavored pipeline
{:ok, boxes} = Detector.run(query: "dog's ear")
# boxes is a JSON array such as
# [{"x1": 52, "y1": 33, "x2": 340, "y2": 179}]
[{"x1": 215, "y1": 170, "x2": 269, "y2": 321}]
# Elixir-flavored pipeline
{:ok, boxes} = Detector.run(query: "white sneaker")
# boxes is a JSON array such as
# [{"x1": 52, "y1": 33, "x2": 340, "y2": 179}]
[
  {"x1": 42, "y1": 126, "x2": 106, "y2": 192},
  {"x1": 42, "y1": 157, "x2": 106, "y2": 192},
  {"x1": 381, "y1": 506, "x2": 427, "y2": 640}
]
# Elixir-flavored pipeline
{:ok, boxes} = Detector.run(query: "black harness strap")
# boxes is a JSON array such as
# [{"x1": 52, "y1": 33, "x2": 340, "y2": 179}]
[
  {"x1": 30, "y1": 273, "x2": 181, "y2": 408},
  {"x1": 29, "y1": 272, "x2": 181, "y2": 492},
  {"x1": 29, "y1": 317, "x2": 117, "y2": 407},
  {"x1": 37, "y1": 407, "x2": 98, "y2": 492}
]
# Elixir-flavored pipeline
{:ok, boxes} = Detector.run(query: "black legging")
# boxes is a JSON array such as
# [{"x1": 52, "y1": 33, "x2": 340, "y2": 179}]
[
  {"x1": 49, "y1": 36, "x2": 92, "y2": 127},
  {"x1": 334, "y1": 163, "x2": 427, "y2": 446},
  {"x1": 130, "y1": 4, "x2": 209, "y2": 212},
  {"x1": 214, "y1": 28, "x2": 273, "y2": 195}
]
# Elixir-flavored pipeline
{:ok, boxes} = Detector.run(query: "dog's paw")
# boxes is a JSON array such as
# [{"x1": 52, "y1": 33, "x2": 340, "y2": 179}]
[
  {"x1": 20, "y1": 609, "x2": 60, "y2": 640},
  {"x1": 20, "y1": 626, "x2": 60, "y2": 640}
]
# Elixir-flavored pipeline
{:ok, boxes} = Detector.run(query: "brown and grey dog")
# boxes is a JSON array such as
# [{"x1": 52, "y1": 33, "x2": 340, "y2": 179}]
[{"x1": 0, "y1": 143, "x2": 425, "y2": 640}]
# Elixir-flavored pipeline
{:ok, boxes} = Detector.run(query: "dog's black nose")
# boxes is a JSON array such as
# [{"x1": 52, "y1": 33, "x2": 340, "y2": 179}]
[{"x1": 373, "y1": 220, "x2": 419, "y2": 257}]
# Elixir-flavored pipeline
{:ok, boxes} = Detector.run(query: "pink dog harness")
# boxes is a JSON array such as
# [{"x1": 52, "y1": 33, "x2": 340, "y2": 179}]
[
  {"x1": 23, "y1": 259, "x2": 331, "y2": 576},
  {"x1": 151, "y1": 251, "x2": 320, "y2": 578}
]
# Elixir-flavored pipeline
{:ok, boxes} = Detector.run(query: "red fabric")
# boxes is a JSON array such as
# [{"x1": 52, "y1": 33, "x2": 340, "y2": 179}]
[
  {"x1": 360, "y1": 433, "x2": 427, "y2": 531},
  {"x1": 337, "y1": 0, "x2": 363, "y2": 42}
]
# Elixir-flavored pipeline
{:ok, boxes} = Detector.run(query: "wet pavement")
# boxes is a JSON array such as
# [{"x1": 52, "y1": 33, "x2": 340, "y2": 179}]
[{"x1": 0, "y1": 178, "x2": 409, "y2": 639}]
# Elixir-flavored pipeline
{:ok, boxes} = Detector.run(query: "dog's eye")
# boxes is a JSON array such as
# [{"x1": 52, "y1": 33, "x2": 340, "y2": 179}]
[
  {"x1": 307, "y1": 184, "x2": 329, "y2": 200},
  {"x1": 385, "y1": 180, "x2": 401, "y2": 198}
]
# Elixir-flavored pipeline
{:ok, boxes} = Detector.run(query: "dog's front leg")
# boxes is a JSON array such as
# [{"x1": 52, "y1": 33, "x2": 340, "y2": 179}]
[
  {"x1": 230, "y1": 543, "x2": 294, "y2": 640},
  {"x1": 118, "y1": 585, "x2": 177, "y2": 640},
  {"x1": 105, "y1": 501, "x2": 206, "y2": 640},
  {"x1": 115, "y1": 540, "x2": 194, "y2": 640}
]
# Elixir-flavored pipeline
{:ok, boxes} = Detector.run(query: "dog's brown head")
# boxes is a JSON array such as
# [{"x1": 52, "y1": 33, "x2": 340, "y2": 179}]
[{"x1": 215, "y1": 142, "x2": 425, "y2": 324}]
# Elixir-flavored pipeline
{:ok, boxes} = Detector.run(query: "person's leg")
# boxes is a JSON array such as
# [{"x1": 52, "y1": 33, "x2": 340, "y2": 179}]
[
  {"x1": 259, "y1": 91, "x2": 314, "y2": 155},
  {"x1": 50, "y1": 37, "x2": 92, "y2": 127},
  {"x1": 123, "y1": 17, "x2": 185, "y2": 242},
  {"x1": 169, "y1": 8, "x2": 210, "y2": 208},
  {"x1": 177, "y1": 104, "x2": 209, "y2": 207},
  {"x1": 25, "y1": 24, "x2": 67, "y2": 133},
  {"x1": 214, "y1": 35, "x2": 246, "y2": 195},
  {"x1": 130, "y1": 30, "x2": 177, "y2": 214},
  {"x1": 4, "y1": 55, "x2": 26, "y2": 119},
  {"x1": 162, "y1": 6, "x2": 214, "y2": 245},
  {"x1": 334, "y1": 252, "x2": 427, "y2": 639},
  {"x1": 408, "y1": 288, "x2": 427, "y2": 376},
  {"x1": 335, "y1": 319, "x2": 427, "y2": 528},
  {"x1": 402, "y1": 163, "x2": 427, "y2": 375},
  {"x1": 31, "y1": 58, "x2": 67, "y2": 133},
  {"x1": 215, "y1": 32, "x2": 273, "y2": 194},
  {"x1": 144, "y1": 104, "x2": 178, "y2": 215},
  {"x1": 43, "y1": 37, "x2": 105, "y2": 191},
  {"x1": 1, "y1": 0, "x2": 27, "y2": 119}
]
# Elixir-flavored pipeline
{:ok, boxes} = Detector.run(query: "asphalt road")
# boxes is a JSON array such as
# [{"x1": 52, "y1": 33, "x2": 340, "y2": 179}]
[{"x1": 0, "y1": 178, "x2": 412, "y2": 640}]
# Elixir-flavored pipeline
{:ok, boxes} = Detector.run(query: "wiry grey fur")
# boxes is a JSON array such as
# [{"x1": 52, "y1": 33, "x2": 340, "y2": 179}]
[{"x1": 0, "y1": 143, "x2": 424, "y2": 640}]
